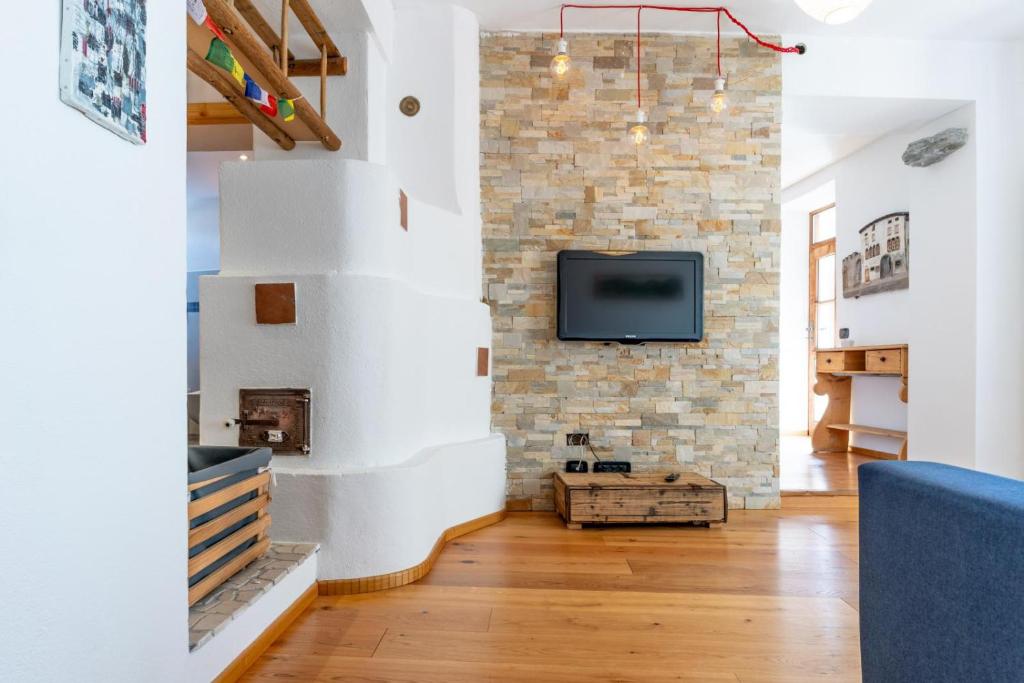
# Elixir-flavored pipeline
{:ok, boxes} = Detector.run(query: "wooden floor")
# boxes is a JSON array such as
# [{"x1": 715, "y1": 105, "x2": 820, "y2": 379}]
[
  {"x1": 781, "y1": 435, "x2": 876, "y2": 495},
  {"x1": 242, "y1": 506, "x2": 861, "y2": 682}
]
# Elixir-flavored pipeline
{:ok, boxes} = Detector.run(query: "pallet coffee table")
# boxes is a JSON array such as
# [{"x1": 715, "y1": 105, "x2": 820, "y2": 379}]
[{"x1": 553, "y1": 471, "x2": 727, "y2": 529}]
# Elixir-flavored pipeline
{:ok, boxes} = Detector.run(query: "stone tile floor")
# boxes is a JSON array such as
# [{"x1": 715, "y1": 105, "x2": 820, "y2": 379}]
[{"x1": 189, "y1": 542, "x2": 318, "y2": 651}]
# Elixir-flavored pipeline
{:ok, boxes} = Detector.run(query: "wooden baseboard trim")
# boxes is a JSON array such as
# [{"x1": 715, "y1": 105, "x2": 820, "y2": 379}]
[
  {"x1": 212, "y1": 582, "x2": 317, "y2": 683},
  {"x1": 849, "y1": 445, "x2": 900, "y2": 461},
  {"x1": 318, "y1": 509, "x2": 507, "y2": 596}
]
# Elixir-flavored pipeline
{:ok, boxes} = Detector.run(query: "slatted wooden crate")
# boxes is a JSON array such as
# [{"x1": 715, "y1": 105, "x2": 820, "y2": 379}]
[
  {"x1": 554, "y1": 472, "x2": 727, "y2": 529},
  {"x1": 187, "y1": 469, "x2": 272, "y2": 606}
]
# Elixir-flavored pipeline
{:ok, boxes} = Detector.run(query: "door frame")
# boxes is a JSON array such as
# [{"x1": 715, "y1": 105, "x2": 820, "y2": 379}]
[{"x1": 807, "y1": 203, "x2": 837, "y2": 432}]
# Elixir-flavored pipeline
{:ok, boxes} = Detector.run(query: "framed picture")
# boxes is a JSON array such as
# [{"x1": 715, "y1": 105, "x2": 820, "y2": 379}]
[
  {"x1": 59, "y1": 0, "x2": 148, "y2": 144},
  {"x1": 842, "y1": 212, "x2": 910, "y2": 298}
]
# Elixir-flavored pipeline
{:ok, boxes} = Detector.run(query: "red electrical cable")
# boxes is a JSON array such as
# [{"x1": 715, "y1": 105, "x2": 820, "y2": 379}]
[
  {"x1": 636, "y1": 7, "x2": 642, "y2": 109},
  {"x1": 558, "y1": 3, "x2": 803, "y2": 55},
  {"x1": 716, "y1": 9, "x2": 722, "y2": 77}
]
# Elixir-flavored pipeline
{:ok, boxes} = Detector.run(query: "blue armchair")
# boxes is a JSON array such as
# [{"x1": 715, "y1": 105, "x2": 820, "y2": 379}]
[{"x1": 859, "y1": 461, "x2": 1024, "y2": 682}]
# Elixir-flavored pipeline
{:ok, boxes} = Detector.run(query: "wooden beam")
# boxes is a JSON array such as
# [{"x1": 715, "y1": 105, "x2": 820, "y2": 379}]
[
  {"x1": 280, "y1": 0, "x2": 290, "y2": 74},
  {"x1": 320, "y1": 45, "x2": 327, "y2": 119},
  {"x1": 187, "y1": 50, "x2": 295, "y2": 150},
  {"x1": 188, "y1": 102, "x2": 249, "y2": 126},
  {"x1": 234, "y1": 0, "x2": 294, "y2": 63},
  {"x1": 289, "y1": 0, "x2": 342, "y2": 59},
  {"x1": 288, "y1": 56, "x2": 346, "y2": 77},
  {"x1": 202, "y1": 0, "x2": 342, "y2": 151},
  {"x1": 232, "y1": 0, "x2": 345, "y2": 77}
]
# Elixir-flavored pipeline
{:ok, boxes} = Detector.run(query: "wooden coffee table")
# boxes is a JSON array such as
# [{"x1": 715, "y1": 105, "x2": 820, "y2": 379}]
[{"x1": 553, "y1": 471, "x2": 727, "y2": 529}]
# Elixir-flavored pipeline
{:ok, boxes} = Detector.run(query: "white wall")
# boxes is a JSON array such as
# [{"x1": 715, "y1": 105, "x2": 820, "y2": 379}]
[
  {"x1": 783, "y1": 36, "x2": 1024, "y2": 477},
  {"x1": 188, "y1": 152, "x2": 237, "y2": 273},
  {"x1": 0, "y1": 3, "x2": 187, "y2": 681},
  {"x1": 387, "y1": 4, "x2": 461, "y2": 213},
  {"x1": 188, "y1": 152, "x2": 235, "y2": 391},
  {"x1": 204, "y1": 158, "x2": 491, "y2": 468},
  {"x1": 782, "y1": 105, "x2": 977, "y2": 465}
]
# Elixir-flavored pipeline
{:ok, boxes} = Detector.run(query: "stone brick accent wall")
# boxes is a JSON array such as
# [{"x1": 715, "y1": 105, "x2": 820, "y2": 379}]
[{"x1": 480, "y1": 32, "x2": 781, "y2": 510}]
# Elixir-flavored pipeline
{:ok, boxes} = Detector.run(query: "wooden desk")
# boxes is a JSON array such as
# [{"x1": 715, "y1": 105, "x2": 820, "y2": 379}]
[{"x1": 812, "y1": 344, "x2": 908, "y2": 460}]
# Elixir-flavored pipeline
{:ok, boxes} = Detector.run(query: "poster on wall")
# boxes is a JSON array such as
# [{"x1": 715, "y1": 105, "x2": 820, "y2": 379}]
[
  {"x1": 841, "y1": 212, "x2": 909, "y2": 298},
  {"x1": 59, "y1": 0, "x2": 147, "y2": 144}
]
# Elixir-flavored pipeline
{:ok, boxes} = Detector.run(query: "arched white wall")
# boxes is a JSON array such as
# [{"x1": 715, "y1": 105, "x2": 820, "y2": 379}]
[{"x1": 387, "y1": 5, "x2": 480, "y2": 217}]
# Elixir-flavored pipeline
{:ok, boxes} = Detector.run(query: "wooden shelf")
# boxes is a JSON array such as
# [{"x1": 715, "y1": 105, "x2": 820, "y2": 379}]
[
  {"x1": 827, "y1": 370, "x2": 902, "y2": 377},
  {"x1": 817, "y1": 344, "x2": 908, "y2": 353},
  {"x1": 827, "y1": 424, "x2": 907, "y2": 439}
]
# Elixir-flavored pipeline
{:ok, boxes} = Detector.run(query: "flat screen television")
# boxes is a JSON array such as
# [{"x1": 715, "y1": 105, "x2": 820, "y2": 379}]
[{"x1": 557, "y1": 250, "x2": 704, "y2": 343}]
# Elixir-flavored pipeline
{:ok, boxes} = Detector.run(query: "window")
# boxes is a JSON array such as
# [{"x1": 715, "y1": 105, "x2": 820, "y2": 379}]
[{"x1": 811, "y1": 205, "x2": 836, "y2": 243}]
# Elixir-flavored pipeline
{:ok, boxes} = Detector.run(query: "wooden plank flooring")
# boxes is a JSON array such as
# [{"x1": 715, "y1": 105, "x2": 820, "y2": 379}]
[
  {"x1": 781, "y1": 435, "x2": 876, "y2": 494},
  {"x1": 242, "y1": 505, "x2": 861, "y2": 681}
]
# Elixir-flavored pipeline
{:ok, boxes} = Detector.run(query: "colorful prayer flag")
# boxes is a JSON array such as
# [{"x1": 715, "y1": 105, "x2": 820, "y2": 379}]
[
  {"x1": 187, "y1": 0, "x2": 227, "y2": 41},
  {"x1": 279, "y1": 98, "x2": 296, "y2": 122},
  {"x1": 244, "y1": 75, "x2": 278, "y2": 117},
  {"x1": 205, "y1": 38, "x2": 245, "y2": 86}
]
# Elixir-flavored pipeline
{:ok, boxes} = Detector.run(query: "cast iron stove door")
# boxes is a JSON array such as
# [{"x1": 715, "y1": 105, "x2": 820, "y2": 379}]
[{"x1": 237, "y1": 388, "x2": 311, "y2": 454}]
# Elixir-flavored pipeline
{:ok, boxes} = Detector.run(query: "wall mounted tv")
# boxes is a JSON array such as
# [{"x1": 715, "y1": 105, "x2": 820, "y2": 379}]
[{"x1": 557, "y1": 250, "x2": 704, "y2": 343}]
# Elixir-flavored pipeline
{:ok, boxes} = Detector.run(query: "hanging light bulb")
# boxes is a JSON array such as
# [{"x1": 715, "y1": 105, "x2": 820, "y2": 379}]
[
  {"x1": 629, "y1": 109, "x2": 650, "y2": 146},
  {"x1": 710, "y1": 76, "x2": 728, "y2": 115},
  {"x1": 793, "y1": 0, "x2": 873, "y2": 25},
  {"x1": 550, "y1": 38, "x2": 571, "y2": 79}
]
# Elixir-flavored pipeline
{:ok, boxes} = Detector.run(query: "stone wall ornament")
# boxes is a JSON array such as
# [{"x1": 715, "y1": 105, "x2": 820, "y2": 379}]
[{"x1": 902, "y1": 127, "x2": 968, "y2": 167}]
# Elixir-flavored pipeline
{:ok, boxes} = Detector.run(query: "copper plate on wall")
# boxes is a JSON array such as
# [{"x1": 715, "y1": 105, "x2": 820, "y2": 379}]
[
  {"x1": 238, "y1": 388, "x2": 311, "y2": 454},
  {"x1": 254, "y1": 282, "x2": 296, "y2": 324}
]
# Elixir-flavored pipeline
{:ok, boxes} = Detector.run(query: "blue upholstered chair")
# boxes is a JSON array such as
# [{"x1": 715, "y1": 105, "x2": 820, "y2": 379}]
[{"x1": 859, "y1": 461, "x2": 1024, "y2": 682}]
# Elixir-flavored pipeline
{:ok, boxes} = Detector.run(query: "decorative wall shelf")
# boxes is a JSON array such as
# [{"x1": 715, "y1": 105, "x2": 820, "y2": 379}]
[{"x1": 812, "y1": 344, "x2": 909, "y2": 460}]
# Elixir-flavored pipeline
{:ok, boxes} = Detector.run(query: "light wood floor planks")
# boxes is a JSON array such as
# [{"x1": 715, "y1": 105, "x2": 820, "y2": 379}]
[
  {"x1": 242, "y1": 507, "x2": 862, "y2": 682},
  {"x1": 781, "y1": 435, "x2": 876, "y2": 494}
]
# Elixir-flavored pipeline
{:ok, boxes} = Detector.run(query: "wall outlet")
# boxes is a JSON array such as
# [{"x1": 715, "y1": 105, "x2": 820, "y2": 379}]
[{"x1": 566, "y1": 433, "x2": 590, "y2": 447}]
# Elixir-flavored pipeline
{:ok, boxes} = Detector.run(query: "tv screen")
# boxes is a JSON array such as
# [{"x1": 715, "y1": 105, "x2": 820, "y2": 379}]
[{"x1": 557, "y1": 250, "x2": 704, "y2": 343}]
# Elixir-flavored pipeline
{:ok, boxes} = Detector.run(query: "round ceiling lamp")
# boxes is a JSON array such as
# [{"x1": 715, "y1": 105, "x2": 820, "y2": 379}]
[{"x1": 794, "y1": 0, "x2": 873, "y2": 24}]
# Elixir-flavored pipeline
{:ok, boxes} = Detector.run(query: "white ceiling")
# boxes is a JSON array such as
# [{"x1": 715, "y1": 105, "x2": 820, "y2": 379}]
[
  {"x1": 781, "y1": 95, "x2": 968, "y2": 187},
  {"x1": 445, "y1": 0, "x2": 1024, "y2": 41}
]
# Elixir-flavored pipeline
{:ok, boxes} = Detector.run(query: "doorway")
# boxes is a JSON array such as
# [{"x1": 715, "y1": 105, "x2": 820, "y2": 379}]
[
  {"x1": 780, "y1": 183, "x2": 873, "y2": 494},
  {"x1": 807, "y1": 203, "x2": 836, "y2": 431}
]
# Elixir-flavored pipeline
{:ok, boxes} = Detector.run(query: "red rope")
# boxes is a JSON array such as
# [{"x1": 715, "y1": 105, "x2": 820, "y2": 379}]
[{"x1": 558, "y1": 3, "x2": 802, "y2": 55}]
